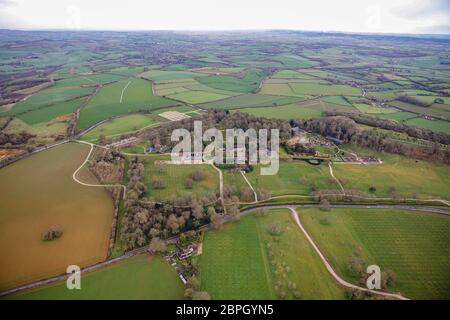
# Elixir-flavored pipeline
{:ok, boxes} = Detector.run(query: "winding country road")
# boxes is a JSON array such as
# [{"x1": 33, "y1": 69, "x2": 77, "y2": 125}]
[{"x1": 290, "y1": 208, "x2": 407, "y2": 300}]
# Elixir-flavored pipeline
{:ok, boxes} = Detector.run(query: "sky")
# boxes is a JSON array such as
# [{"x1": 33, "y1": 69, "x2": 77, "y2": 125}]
[{"x1": 0, "y1": 0, "x2": 449, "y2": 34}]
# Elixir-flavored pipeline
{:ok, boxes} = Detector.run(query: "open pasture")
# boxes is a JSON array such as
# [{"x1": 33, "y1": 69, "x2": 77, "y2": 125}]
[
  {"x1": 77, "y1": 78, "x2": 176, "y2": 130},
  {"x1": 17, "y1": 98, "x2": 86, "y2": 125},
  {"x1": 196, "y1": 68, "x2": 264, "y2": 93},
  {"x1": 333, "y1": 147, "x2": 450, "y2": 200},
  {"x1": 4, "y1": 86, "x2": 94, "y2": 116},
  {"x1": 143, "y1": 155, "x2": 219, "y2": 201},
  {"x1": 200, "y1": 94, "x2": 303, "y2": 110},
  {"x1": 81, "y1": 113, "x2": 164, "y2": 142},
  {"x1": 140, "y1": 70, "x2": 205, "y2": 81},
  {"x1": 198, "y1": 209, "x2": 346, "y2": 299},
  {"x1": 289, "y1": 82, "x2": 361, "y2": 96},
  {"x1": 0, "y1": 143, "x2": 114, "y2": 290},
  {"x1": 234, "y1": 102, "x2": 323, "y2": 120},
  {"x1": 245, "y1": 160, "x2": 336, "y2": 197},
  {"x1": 299, "y1": 208, "x2": 450, "y2": 299},
  {"x1": 7, "y1": 256, "x2": 184, "y2": 300}
]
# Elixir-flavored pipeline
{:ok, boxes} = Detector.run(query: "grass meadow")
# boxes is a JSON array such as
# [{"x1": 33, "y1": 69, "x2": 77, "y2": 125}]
[
  {"x1": 77, "y1": 78, "x2": 176, "y2": 129},
  {"x1": 0, "y1": 143, "x2": 113, "y2": 290},
  {"x1": 246, "y1": 160, "x2": 337, "y2": 196},
  {"x1": 198, "y1": 209, "x2": 346, "y2": 299},
  {"x1": 142, "y1": 155, "x2": 219, "y2": 201},
  {"x1": 7, "y1": 256, "x2": 184, "y2": 300},
  {"x1": 299, "y1": 208, "x2": 450, "y2": 299},
  {"x1": 333, "y1": 148, "x2": 450, "y2": 200}
]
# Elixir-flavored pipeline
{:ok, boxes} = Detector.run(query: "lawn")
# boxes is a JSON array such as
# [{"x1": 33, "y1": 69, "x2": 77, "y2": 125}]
[
  {"x1": 7, "y1": 255, "x2": 184, "y2": 300},
  {"x1": 246, "y1": 160, "x2": 337, "y2": 196},
  {"x1": 4, "y1": 86, "x2": 94, "y2": 116},
  {"x1": 404, "y1": 117, "x2": 450, "y2": 134},
  {"x1": 81, "y1": 114, "x2": 164, "y2": 142},
  {"x1": 290, "y1": 82, "x2": 361, "y2": 96},
  {"x1": 143, "y1": 155, "x2": 219, "y2": 201},
  {"x1": 140, "y1": 70, "x2": 205, "y2": 81},
  {"x1": 260, "y1": 83, "x2": 305, "y2": 97},
  {"x1": 273, "y1": 54, "x2": 319, "y2": 68},
  {"x1": 2, "y1": 117, "x2": 68, "y2": 146},
  {"x1": 198, "y1": 209, "x2": 346, "y2": 299},
  {"x1": 200, "y1": 94, "x2": 302, "y2": 110},
  {"x1": 197, "y1": 69, "x2": 264, "y2": 93},
  {"x1": 391, "y1": 100, "x2": 450, "y2": 119},
  {"x1": 375, "y1": 111, "x2": 417, "y2": 122},
  {"x1": 167, "y1": 90, "x2": 230, "y2": 104},
  {"x1": 234, "y1": 103, "x2": 323, "y2": 120},
  {"x1": 0, "y1": 143, "x2": 113, "y2": 290},
  {"x1": 17, "y1": 98, "x2": 86, "y2": 125},
  {"x1": 77, "y1": 78, "x2": 176, "y2": 129},
  {"x1": 333, "y1": 148, "x2": 450, "y2": 200},
  {"x1": 299, "y1": 208, "x2": 450, "y2": 299},
  {"x1": 354, "y1": 103, "x2": 398, "y2": 114}
]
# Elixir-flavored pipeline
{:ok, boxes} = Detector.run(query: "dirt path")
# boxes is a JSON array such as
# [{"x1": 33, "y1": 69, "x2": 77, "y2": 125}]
[
  {"x1": 72, "y1": 141, "x2": 127, "y2": 199},
  {"x1": 328, "y1": 161, "x2": 345, "y2": 193},
  {"x1": 119, "y1": 80, "x2": 132, "y2": 103},
  {"x1": 290, "y1": 207, "x2": 408, "y2": 300},
  {"x1": 240, "y1": 170, "x2": 258, "y2": 202},
  {"x1": 209, "y1": 161, "x2": 226, "y2": 214}
]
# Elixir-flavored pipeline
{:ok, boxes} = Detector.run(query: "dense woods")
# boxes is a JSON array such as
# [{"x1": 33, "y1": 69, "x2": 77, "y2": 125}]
[
  {"x1": 121, "y1": 157, "x2": 223, "y2": 251},
  {"x1": 141, "y1": 110, "x2": 292, "y2": 150}
]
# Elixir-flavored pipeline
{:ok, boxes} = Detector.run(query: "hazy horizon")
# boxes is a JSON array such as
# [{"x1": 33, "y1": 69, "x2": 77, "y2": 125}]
[{"x1": 0, "y1": 0, "x2": 449, "y2": 35}]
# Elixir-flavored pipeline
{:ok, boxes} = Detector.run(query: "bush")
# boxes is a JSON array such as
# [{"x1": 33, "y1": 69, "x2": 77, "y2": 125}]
[
  {"x1": 190, "y1": 171, "x2": 206, "y2": 182},
  {"x1": 185, "y1": 178, "x2": 194, "y2": 189},
  {"x1": 42, "y1": 226, "x2": 63, "y2": 241},
  {"x1": 152, "y1": 178, "x2": 166, "y2": 189},
  {"x1": 267, "y1": 223, "x2": 283, "y2": 236}
]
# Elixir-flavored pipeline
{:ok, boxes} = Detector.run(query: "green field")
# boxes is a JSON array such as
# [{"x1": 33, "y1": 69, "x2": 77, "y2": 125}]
[
  {"x1": 81, "y1": 114, "x2": 163, "y2": 142},
  {"x1": 299, "y1": 208, "x2": 450, "y2": 299},
  {"x1": 354, "y1": 103, "x2": 398, "y2": 114},
  {"x1": 198, "y1": 209, "x2": 346, "y2": 299},
  {"x1": 246, "y1": 160, "x2": 337, "y2": 196},
  {"x1": 376, "y1": 111, "x2": 417, "y2": 122},
  {"x1": 4, "y1": 86, "x2": 94, "y2": 116},
  {"x1": 196, "y1": 69, "x2": 264, "y2": 93},
  {"x1": 167, "y1": 90, "x2": 230, "y2": 104},
  {"x1": 17, "y1": 98, "x2": 86, "y2": 125},
  {"x1": 200, "y1": 94, "x2": 302, "y2": 110},
  {"x1": 140, "y1": 70, "x2": 205, "y2": 81},
  {"x1": 2, "y1": 117, "x2": 68, "y2": 146},
  {"x1": 77, "y1": 78, "x2": 176, "y2": 129},
  {"x1": 321, "y1": 96, "x2": 353, "y2": 107},
  {"x1": 273, "y1": 54, "x2": 319, "y2": 68},
  {"x1": 289, "y1": 82, "x2": 361, "y2": 96},
  {"x1": 260, "y1": 83, "x2": 306, "y2": 97},
  {"x1": 0, "y1": 143, "x2": 113, "y2": 290},
  {"x1": 7, "y1": 256, "x2": 184, "y2": 300},
  {"x1": 143, "y1": 155, "x2": 219, "y2": 201},
  {"x1": 404, "y1": 117, "x2": 450, "y2": 134},
  {"x1": 234, "y1": 103, "x2": 323, "y2": 120},
  {"x1": 333, "y1": 148, "x2": 450, "y2": 200}
]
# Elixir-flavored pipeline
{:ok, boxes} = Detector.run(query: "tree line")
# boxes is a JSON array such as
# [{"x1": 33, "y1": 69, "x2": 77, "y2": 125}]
[{"x1": 298, "y1": 115, "x2": 450, "y2": 164}]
